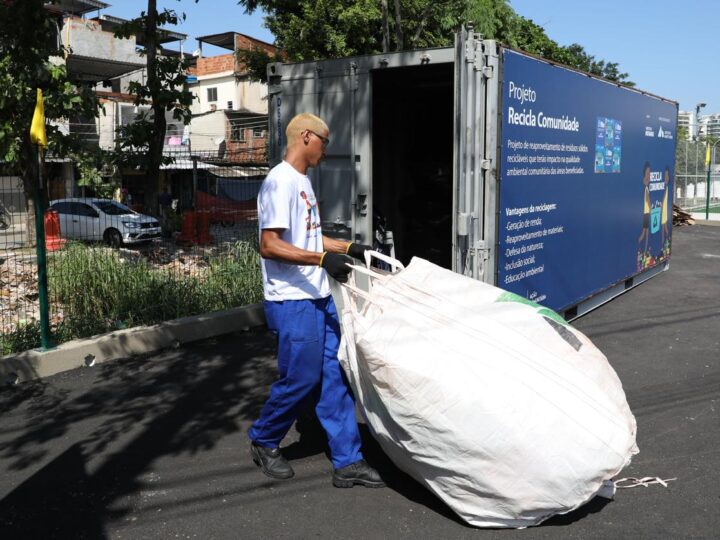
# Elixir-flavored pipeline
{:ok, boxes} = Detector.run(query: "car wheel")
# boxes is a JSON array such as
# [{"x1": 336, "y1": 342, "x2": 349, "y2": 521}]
[{"x1": 104, "y1": 228, "x2": 123, "y2": 248}]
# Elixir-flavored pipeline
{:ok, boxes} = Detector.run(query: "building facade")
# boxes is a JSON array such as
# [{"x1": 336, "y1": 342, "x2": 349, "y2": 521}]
[
  {"x1": 678, "y1": 111, "x2": 692, "y2": 140},
  {"x1": 702, "y1": 113, "x2": 720, "y2": 140},
  {"x1": 187, "y1": 32, "x2": 276, "y2": 163}
]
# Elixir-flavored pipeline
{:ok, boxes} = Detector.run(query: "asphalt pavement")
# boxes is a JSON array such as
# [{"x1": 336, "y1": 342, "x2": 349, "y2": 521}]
[{"x1": 0, "y1": 224, "x2": 718, "y2": 539}]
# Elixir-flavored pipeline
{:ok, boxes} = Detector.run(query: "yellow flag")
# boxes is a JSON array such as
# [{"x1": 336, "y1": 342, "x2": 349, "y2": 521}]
[
  {"x1": 30, "y1": 88, "x2": 47, "y2": 147},
  {"x1": 706, "y1": 143, "x2": 712, "y2": 168}
]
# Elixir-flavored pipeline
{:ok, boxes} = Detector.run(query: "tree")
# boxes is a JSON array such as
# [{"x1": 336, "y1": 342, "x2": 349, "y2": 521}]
[
  {"x1": 236, "y1": 0, "x2": 631, "y2": 86},
  {"x1": 113, "y1": 0, "x2": 197, "y2": 214},
  {"x1": 0, "y1": 0, "x2": 100, "y2": 244},
  {"x1": 467, "y1": 5, "x2": 633, "y2": 84},
  {"x1": 235, "y1": 0, "x2": 467, "y2": 80}
]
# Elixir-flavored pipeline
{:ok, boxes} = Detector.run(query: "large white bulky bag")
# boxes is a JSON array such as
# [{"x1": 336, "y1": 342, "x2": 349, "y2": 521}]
[{"x1": 338, "y1": 254, "x2": 638, "y2": 528}]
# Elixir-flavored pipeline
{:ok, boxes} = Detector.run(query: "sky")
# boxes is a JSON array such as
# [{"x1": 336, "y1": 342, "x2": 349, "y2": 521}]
[{"x1": 105, "y1": 0, "x2": 719, "y2": 116}]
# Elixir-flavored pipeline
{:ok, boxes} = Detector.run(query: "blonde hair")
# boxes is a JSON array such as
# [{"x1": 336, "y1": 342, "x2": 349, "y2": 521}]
[{"x1": 286, "y1": 113, "x2": 328, "y2": 146}]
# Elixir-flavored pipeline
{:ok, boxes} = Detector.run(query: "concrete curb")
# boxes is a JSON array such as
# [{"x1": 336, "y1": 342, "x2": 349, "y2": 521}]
[
  {"x1": 692, "y1": 219, "x2": 720, "y2": 227},
  {"x1": 0, "y1": 304, "x2": 266, "y2": 384}
]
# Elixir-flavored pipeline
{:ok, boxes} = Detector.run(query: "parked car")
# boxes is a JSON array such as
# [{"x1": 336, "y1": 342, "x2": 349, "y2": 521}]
[{"x1": 48, "y1": 198, "x2": 161, "y2": 247}]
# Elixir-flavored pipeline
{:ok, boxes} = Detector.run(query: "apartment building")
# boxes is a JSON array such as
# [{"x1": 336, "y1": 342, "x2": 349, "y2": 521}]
[
  {"x1": 187, "y1": 32, "x2": 277, "y2": 163},
  {"x1": 677, "y1": 111, "x2": 692, "y2": 140},
  {"x1": 701, "y1": 113, "x2": 720, "y2": 140},
  {"x1": 38, "y1": 0, "x2": 194, "y2": 210}
]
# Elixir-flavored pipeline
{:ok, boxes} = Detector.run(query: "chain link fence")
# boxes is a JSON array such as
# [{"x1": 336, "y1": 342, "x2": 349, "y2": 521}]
[
  {"x1": 1, "y1": 149, "x2": 267, "y2": 355},
  {"x1": 675, "y1": 139, "x2": 720, "y2": 220}
]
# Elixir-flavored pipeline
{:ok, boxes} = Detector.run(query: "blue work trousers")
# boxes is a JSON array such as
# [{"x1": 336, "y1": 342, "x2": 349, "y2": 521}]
[{"x1": 248, "y1": 296, "x2": 363, "y2": 469}]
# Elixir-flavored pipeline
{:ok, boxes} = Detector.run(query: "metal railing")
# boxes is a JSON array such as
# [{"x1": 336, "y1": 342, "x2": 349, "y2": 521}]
[
  {"x1": 0, "y1": 149, "x2": 268, "y2": 355},
  {"x1": 675, "y1": 139, "x2": 720, "y2": 220}
]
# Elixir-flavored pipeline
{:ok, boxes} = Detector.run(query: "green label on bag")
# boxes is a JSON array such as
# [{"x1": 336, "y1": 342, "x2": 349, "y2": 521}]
[{"x1": 496, "y1": 292, "x2": 568, "y2": 327}]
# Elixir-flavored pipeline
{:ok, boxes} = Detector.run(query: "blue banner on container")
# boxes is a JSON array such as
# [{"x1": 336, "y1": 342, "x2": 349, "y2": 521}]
[{"x1": 498, "y1": 50, "x2": 677, "y2": 312}]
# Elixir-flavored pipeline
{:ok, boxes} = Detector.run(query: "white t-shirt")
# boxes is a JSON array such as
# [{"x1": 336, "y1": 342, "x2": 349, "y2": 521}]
[{"x1": 258, "y1": 161, "x2": 330, "y2": 300}]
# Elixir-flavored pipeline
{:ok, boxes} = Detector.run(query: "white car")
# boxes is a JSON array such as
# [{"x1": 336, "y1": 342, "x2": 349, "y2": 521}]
[{"x1": 48, "y1": 198, "x2": 161, "y2": 247}]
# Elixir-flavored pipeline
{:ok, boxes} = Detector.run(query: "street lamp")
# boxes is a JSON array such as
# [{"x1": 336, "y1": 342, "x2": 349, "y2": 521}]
[{"x1": 695, "y1": 102, "x2": 707, "y2": 141}]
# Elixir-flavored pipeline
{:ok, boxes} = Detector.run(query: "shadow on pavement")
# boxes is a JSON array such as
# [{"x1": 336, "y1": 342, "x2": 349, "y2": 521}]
[
  {"x1": 0, "y1": 325, "x2": 620, "y2": 536},
  {"x1": 0, "y1": 329, "x2": 277, "y2": 537}
]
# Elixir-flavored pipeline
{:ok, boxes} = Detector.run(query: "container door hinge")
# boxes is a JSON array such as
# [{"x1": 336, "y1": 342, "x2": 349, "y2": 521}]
[
  {"x1": 457, "y1": 212, "x2": 471, "y2": 236},
  {"x1": 356, "y1": 192, "x2": 368, "y2": 216},
  {"x1": 475, "y1": 241, "x2": 489, "y2": 260}
]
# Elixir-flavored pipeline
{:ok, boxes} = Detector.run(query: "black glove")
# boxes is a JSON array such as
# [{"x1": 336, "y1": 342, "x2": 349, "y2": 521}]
[
  {"x1": 347, "y1": 243, "x2": 372, "y2": 261},
  {"x1": 320, "y1": 252, "x2": 353, "y2": 283}
]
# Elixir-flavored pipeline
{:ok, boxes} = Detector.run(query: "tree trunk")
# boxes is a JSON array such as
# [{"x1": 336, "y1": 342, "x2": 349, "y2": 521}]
[
  {"x1": 393, "y1": 0, "x2": 404, "y2": 51},
  {"x1": 411, "y1": 2, "x2": 434, "y2": 46},
  {"x1": 144, "y1": 0, "x2": 164, "y2": 216},
  {"x1": 380, "y1": 0, "x2": 391, "y2": 53}
]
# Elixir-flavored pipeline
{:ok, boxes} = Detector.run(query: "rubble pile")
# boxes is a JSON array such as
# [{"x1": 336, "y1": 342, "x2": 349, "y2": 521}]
[{"x1": 673, "y1": 204, "x2": 695, "y2": 226}]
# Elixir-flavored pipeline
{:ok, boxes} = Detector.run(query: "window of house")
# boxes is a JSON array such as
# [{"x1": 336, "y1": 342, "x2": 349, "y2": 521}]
[
  {"x1": 231, "y1": 125, "x2": 246, "y2": 143},
  {"x1": 252, "y1": 127, "x2": 264, "y2": 138},
  {"x1": 207, "y1": 87, "x2": 218, "y2": 102}
]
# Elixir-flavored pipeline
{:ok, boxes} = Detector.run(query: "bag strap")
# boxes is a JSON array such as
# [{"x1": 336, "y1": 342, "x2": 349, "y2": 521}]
[
  {"x1": 363, "y1": 250, "x2": 405, "y2": 271},
  {"x1": 339, "y1": 251, "x2": 403, "y2": 315}
]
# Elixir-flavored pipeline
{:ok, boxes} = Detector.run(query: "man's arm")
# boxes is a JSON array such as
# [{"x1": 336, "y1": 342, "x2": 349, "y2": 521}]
[
  {"x1": 323, "y1": 235, "x2": 373, "y2": 262},
  {"x1": 259, "y1": 231, "x2": 356, "y2": 263},
  {"x1": 260, "y1": 229, "x2": 322, "y2": 265},
  {"x1": 322, "y1": 235, "x2": 351, "y2": 255},
  {"x1": 261, "y1": 229, "x2": 354, "y2": 283}
]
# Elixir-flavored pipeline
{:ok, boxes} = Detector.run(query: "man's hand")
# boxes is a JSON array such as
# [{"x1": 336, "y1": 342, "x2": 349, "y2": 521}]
[
  {"x1": 320, "y1": 252, "x2": 353, "y2": 283},
  {"x1": 347, "y1": 243, "x2": 372, "y2": 262}
]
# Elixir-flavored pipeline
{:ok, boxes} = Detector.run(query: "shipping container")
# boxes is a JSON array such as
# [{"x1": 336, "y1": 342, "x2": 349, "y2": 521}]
[{"x1": 267, "y1": 27, "x2": 678, "y2": 319}]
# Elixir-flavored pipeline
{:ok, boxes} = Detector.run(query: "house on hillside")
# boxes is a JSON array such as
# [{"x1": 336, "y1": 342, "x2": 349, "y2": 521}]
[
  {"x1": 38, "y1": 0, "x2": 190, "y2": 211},
  {"x1": 187, "y1": 32, "x2": 278, "y2": 164}
]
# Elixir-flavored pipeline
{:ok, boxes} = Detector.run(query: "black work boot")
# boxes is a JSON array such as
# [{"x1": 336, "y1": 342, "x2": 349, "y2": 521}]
[
  {"x1": 250, "y1": 442, "x2": 294, "y2": 480},
  {"x1": 332, "y1": 459, "x2": 385, "y2": 488}
]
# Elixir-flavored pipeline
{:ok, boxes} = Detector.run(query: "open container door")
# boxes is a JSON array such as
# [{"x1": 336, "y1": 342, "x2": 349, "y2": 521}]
[
  {"x1": 267, "y1": 59, "x2": 370, "y2": 243},
  {"x1": 452, "y1": 28, "x2": 500, "y2": 283}
]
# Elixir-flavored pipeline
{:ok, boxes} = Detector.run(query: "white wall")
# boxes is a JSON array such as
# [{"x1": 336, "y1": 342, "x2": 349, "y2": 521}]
[
  {"x1": 191, "y1": 73, "x2": 236, "y2": 114},
  {"x1": 189, "y1": 110, "x2": 228, "y2": 152},
  {"x1": 191, "y1": 74, "x2": 268, "y2": 115}
]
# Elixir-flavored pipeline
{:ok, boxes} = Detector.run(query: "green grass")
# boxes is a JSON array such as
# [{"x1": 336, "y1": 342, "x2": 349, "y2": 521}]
[
  {"x1": 0, "y1": 241, "x2": 263, "y2": 355},
  {"x1": 686, "y1": 204, "x2": 720, "y2": 214}
]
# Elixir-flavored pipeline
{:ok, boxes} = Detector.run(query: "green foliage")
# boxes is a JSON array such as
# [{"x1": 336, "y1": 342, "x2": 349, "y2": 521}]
[
  {"x1": 112, "y1": 2, "x2": 197, "y2": 206},
  {"x1": 236, "y1": 46, "x2": 285, "y2": 84},
  {"x1": 43, "y1": 241, "x2": 262, "y2": 346},
  {"x1": 1, "y1": 240, "x2": 263, "y2": 354},
  {"x1": 676, "y1": 137, "x2": 718, "y2": 178},
  {"x1": 0, "y1": 320, "x2": 42, "y2": 356},
  {"x1": 0, "y1": 0, "x2": 100, "y2": 170},
  {"x1": 75, "y1": 150, "x2": 121, "y2": 199},
  {"x1": 237, "y1": 0, "x2": 631, "y2": 85}
]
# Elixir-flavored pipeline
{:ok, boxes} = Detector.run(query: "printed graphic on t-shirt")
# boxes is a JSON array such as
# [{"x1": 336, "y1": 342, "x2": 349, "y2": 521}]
[{"x1": 300, "y1": 190, "x2": 320, "y2": 234}]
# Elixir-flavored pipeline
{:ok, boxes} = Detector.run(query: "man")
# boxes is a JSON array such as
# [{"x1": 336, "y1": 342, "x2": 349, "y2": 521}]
[
  {"x1": 248, "y1": 112, "x2": 384, "y2": 489},
  {"x1": 637, "y1": 161, "x2": 651, "y2": 254}
]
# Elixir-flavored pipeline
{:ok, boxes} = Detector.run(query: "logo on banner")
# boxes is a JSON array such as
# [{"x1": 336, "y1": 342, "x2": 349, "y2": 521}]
[
  {"x1": 657, "y1": 126, "x2": 673, "y2": 140},
  {"x1": 650, "y1": 207, "x2": 661, "y2": 233}
]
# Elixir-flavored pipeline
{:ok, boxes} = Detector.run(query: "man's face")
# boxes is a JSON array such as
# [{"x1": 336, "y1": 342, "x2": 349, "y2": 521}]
[{"x1": 303, "y1": 128, "x2": 329, "y2": 167}]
